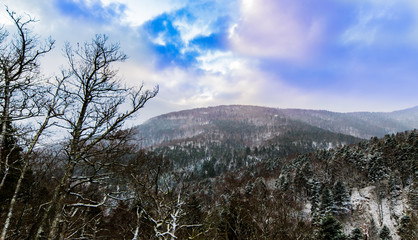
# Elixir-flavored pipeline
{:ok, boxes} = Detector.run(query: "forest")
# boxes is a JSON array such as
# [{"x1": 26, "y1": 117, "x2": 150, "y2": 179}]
[{"x1": 1, "y1": 9, "x2": 417, "y2": 240}]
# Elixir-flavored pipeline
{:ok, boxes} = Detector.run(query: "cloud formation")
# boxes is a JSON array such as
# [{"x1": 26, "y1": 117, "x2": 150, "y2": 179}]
[
  {"x1": 1, "y1": 0, "x2": 418, "y2": 123},
  {"x1": 229, "y1": 0, "x2": 323, "y2": 61},
  {"x1": 140, "y1": 0, "x2": 235, "y2": 69}
]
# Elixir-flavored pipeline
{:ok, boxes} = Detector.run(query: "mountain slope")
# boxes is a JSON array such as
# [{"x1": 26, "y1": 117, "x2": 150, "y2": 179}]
[
  {"x1": 277, "y1": 107, "x2": 416, "y2": 139},
  {"x1": 135, "y1": 105, "x2": 418, "y2": 147},
  {"x1": 385, "y1": 105, "x2": 418, "y2": 128},
  {"x1": 134, "y1": 105, "x2": 369, "y2": 176},
  {"x1": 134, "y1": 105, "x2": 364, "y2": 148},
  {"x1": 200, "y1": 129, "x2": 418, "y2": 239}
]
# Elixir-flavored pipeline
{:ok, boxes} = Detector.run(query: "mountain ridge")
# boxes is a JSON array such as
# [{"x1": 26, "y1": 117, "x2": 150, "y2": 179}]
[
  {"x1": 143, "y1": 104, "x2": 418, "y2": 123},
  {"x1": 135, "y1": 105, "x2": 418, "y2": 147}
]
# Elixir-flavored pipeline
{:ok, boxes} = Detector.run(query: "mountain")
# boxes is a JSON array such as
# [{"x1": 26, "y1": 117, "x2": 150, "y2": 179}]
[
  {"x1": 135, "y1": 105, "x2": 418, "y2": 147},
  {"x1": 273, "y1": 107, "x2": 417, "y2": 139},
  {"x1": 132, "y1": 106, "x2": 417, "y2": 239},
  {"x1": 131, "y1": 105, "x2": 415, "y2": 178},
  {"x1": 133, "y1": 105, "x2": 366, "y2": 176},
  {"x1": 385, "y1": 105, "x2": 418, "y2": 128},
  {"x1": 133, "y1": 105, "x2": 366, "y2": 154}
]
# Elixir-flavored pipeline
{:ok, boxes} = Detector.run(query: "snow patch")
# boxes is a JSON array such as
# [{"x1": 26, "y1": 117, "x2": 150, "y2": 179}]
[{"x1": 345, "y1": 186, "x2": 411, "y2": 239}]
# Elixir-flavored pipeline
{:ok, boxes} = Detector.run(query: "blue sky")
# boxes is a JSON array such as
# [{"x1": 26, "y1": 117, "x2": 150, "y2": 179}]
[{"x1": 1, "y1": 0, "x2": 418, "y2": 123}]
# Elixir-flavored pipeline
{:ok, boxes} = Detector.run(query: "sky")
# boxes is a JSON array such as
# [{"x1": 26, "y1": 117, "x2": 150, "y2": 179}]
[{"x1": 1, "y1": 0, "x2": 418, "y2": 124}]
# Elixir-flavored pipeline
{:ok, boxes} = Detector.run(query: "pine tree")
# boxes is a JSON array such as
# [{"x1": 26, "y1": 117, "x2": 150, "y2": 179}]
[
  {"x1": 369, "y1": 218, "x2": 379, "y2": 240},
  {"x1": 368, "y1": 154, "x2": 386, "y2": 183},
  {"x1": 310, "y1": 178, "x2": 321, "y2": 222},
  {"x1": 320, "y1": 186, "x2": 336, "y2": 215},
  {"x1": 398, "y1": 215, "x2": 417, "y2": 240},
  {"x1": 379, "y1": 225, "x2": 392, "y2": 240},
  {"x1": 245, "y1": 180, "x2": 254, "y2": 195},
  {"x1": 333, "y1": 180, "x2": 351, "y2": 214},
  {"x1": 317, "y1": 214, "x2": 347, "y2": 240},
  {"x1": 350, "y1": 227, "x2": 363, "y2": 240},
  {"x1": 277, "y1": 174, "x2": 289, "y2": 191}
]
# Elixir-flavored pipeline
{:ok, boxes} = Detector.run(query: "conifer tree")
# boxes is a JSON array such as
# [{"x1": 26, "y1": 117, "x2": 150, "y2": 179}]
[
  {"x1": 317, "y1": 214, "x2": 347, "y2": 240},
  {"x1": 320, "y1": 186, "x2": 336, "y2": 215},
  {"x1": 368, "y1": 154, "x2": 386, "y2": 183},
  {"x1": 333, "y1": 180, "x2": 351, "y2": 214},
  {"x1": 350, "y1": 227, "x2": 363, "y2": 240},
  {"x1": 277, "y1": 174, "x2": 289, "y2": 191},
  {"x1": 310, "y1": 178, "x2": 321, "y2": 222},
  {"x1": 397, "y1": 215, "x2": 417, "y2": 240},
  {"x1": 379, "y1": 225, "x2": 392, "y2": 240}
]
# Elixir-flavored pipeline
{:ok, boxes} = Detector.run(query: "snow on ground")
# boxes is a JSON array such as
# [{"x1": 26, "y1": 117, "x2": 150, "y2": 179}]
[{"x1": 346, "y1": 186, "x2": 411, "y2": 239}]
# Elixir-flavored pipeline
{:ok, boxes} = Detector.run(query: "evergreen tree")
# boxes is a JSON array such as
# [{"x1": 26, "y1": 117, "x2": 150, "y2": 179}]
[
  {"x1": 320, "y1": 186, "x2": 336, "y2": 215},
  {"x1": 368, "y1": 154, "x2": 386, "y2": 183},
  {"x1": 201, "y1": 159, "x2": 216, "y2": 178},
  {"x1": 379, "y1": 225, "x2": 392, "y2": 240},
  {"x1": 397, "y1": 215, "x2": 417, "y2": 240},
  {"x1": 317, "y1": 214, "x2": 347, "y2": 240},
  {"x1": 277, "y1": 174, "x2": 290, "y2": 191},
  {"x1": 310, "y1": 178, "x2": 321, "y2": 222},
  {"x1": 0, "y1": 123, "x2": 23, "y2": 201},
  {"x1": 349, "y1": 227, "x2": 363, "y2": 240},
  {"x1": 333, "y1": 180, "x2": 351, "y2": 214},
  {"x1": 245, "y1": 180, "x2": 254, "y2": 195},
  {"x1": 369, "y1": 218, "x2": 379, "y2": 240}
]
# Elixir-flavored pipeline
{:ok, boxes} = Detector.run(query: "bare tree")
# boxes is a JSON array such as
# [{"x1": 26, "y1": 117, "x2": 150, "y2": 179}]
[
  {"x1": 117, "y1": 151, "x2": 203, "y2": 240},
  {"x1": 0, "y1": 8, "x2": 58, "y2": 240},
  {"x1": 1, "y1": 77, "x2": 66, "y2": 239},
  {"x1": 34, "y1": 34, "x2": 158, "y2": 239},
  {"x1": 0, "y1": 7, "x2": 54, "y2": 176}
]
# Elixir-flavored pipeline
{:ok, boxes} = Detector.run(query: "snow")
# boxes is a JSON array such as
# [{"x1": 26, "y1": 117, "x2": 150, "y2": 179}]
[
  {"x1": 327, "y1": 142, "x2": 334, "y2": 150},
  {"x1": 345, "y1": 186, "x2": 411, "y2": 240}
]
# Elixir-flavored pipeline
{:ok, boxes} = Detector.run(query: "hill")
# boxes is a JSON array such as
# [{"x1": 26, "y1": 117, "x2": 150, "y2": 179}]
[
  {"x1": 125, "y1": 105, "x2": 418, "y2": 238},
  {"x1": 134, "y1": 105, "x2": 366, "y2": 175},
  {"x1": 135, "y1": 105, "x2": 418, "y2": 147}
]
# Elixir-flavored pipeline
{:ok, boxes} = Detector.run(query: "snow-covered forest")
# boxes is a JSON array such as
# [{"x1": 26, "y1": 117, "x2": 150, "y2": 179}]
[{"x1": 1, "y1": 9, "x2": 417, "y2": 240}]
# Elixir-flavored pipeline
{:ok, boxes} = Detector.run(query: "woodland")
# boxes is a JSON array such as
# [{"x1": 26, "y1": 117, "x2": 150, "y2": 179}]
[{"x1": 0, "y1": 9, "x2": 417, "y2": 240}]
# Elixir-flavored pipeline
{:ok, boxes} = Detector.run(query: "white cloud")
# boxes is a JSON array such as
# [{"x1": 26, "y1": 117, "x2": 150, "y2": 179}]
[
  {"x1": 2, "y1": 0, "x2": 415, "y2": 124},
  {"x1": 173, "y1": 18, "x2": 212, "y2": 46},
  {"x1": 123, "y1": 55, "x2": 312, "y2": 114},
  {"x1": 196, "y1": 51, "x2": 245, "y2": 74},
  {"x1": 102, "y1": 0, "x2": 187, "y2": 26},
  {"x1": 229, "y1": 0, "x2": 323, "y2": 61}
]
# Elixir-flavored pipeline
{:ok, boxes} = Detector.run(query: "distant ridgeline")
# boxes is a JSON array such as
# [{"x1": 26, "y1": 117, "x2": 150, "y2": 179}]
[
  {"x1": 135, "y1": 105, "x2": 418, "y2": 147},
  {"x1": 134, "y1": 105, "x2": 418, "y2": 177}
]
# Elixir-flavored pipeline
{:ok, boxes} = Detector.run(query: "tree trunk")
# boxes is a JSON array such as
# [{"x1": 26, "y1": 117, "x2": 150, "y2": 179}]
[
  {"x1": 0, "y1": 79, "x2": 10, "y2": 188},
  {"x1": 34, "y1": 161, "x2": 76, "y2": 240},
  {"x1": 1, "y1": 113, "x2": 51, "y2": 240},
  {"x1": 132, "y1": 226, "x2": 139, "y2": 240}
]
